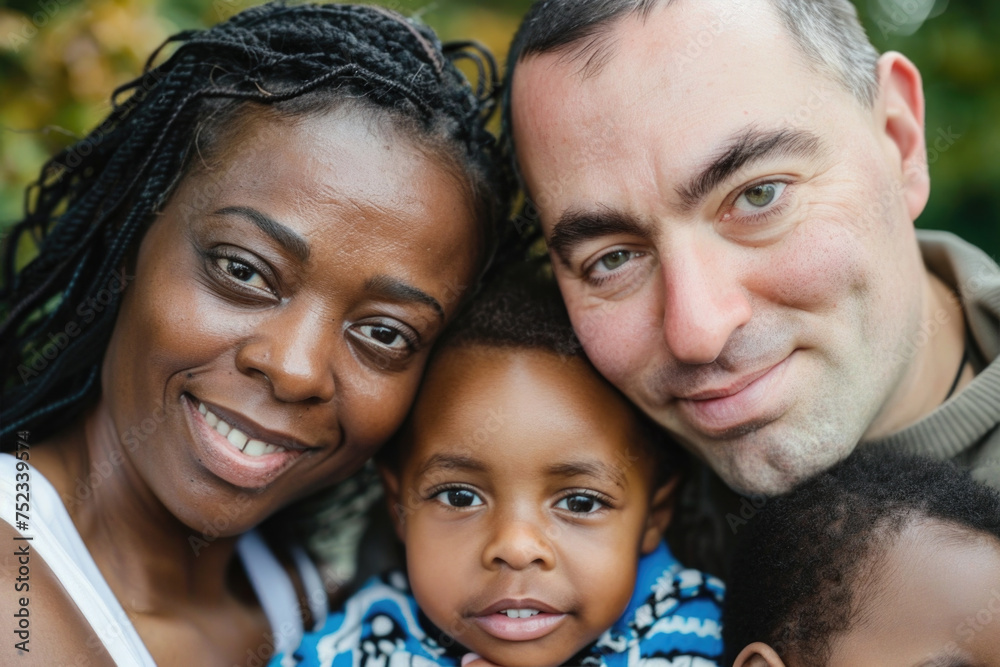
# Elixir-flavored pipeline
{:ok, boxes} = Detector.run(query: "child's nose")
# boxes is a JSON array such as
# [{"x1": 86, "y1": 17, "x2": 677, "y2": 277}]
[{"x1": 481, "y1": 519, "x2": 556, "y2": 571}]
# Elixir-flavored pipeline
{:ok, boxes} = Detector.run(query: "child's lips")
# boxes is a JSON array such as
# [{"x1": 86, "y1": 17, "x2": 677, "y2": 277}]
[
  {"x1": 471, "y1": 598, "x2": 567, "y2": 642},
  {"x1": 471, "y1": 612, "x2": 567, "y2": 642}
]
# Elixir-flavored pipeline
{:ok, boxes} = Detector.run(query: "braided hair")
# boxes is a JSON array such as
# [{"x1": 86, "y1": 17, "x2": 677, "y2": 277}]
[{"x1": 0, "y1": 2, "x2": 511, "y2": 444}]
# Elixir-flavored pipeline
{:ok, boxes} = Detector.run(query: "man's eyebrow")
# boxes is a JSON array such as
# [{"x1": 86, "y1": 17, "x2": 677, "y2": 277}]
[
  {"x1": 547, "y1": 459, "x2": 627, "y2": 490},
  {"x1": 213, "y1": 206, "x2": 310, "y2": 262},
  {"x1": 548, "y1": 209, "x2": 651, "y2": 267},
  {"x1": 676, "y1": 128, "x2": 824, "y2": 210},
  {"x1": 417, "y1": 453, "x2": 488, "y2": 477},
  {"x1": 365, "y1": 275, "x2": 445, "y2": 322}
]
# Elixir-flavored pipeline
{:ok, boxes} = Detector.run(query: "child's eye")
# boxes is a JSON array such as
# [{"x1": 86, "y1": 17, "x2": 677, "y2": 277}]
[
  {"x1": 555, "y1": 494, "x2": 604, "y2": 514},
  {"x1": 433, "y1": 488, "x2": 483, "y2": 508}
]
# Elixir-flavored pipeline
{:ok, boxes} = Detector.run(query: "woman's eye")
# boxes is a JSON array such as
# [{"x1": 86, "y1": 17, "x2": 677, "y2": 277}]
[
  {"x1": 434, "y1": 489, "x2": 483, "y2": 508},
  {"x1": 734, "y1": 182, "x2": 786, "y2": 212},
  {"x1": 217, "y1": 257, "x2": 268, "y2": 290},
  {"x1": 356, "y1": 324, "x2": 410, "y2": 350},
  {"x1": 556, "y1": 494, "x2": 604, "y2": 514}
]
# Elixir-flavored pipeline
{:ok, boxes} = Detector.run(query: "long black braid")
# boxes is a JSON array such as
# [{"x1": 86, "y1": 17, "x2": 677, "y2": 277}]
[{"x1": 0, "y1": 2, "x2": 511, "y2": 444}]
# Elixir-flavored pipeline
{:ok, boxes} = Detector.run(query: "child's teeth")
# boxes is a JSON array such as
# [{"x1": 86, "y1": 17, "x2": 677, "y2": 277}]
[
  {"x1": 200, "y1": 405, "x2": 287, "y2": 457},
  {"x1": 227, "y1": 428, "x2": 248, "y2": 450},
  {"x1": 502, "y1": 609, "x2": 540, "y2": 618}
]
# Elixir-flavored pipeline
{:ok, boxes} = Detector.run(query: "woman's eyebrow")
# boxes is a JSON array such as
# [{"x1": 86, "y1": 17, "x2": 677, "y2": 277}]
[
  {"x1": 213, "y1": 206, "x2": 311, "y2": 261},
  {"x1": 365, "y1": 275, "x2": 445, "y2": 322}
]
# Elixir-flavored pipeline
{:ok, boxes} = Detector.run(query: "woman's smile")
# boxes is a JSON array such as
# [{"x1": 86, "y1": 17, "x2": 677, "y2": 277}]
[{"x1": 183, "y1": 394, "x2": 314, "y2": 490}]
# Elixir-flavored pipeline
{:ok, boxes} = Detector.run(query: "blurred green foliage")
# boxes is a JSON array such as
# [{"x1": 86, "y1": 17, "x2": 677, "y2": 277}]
[{"x1": 0, "y1": 0, "x2": 997, "y2": 256}]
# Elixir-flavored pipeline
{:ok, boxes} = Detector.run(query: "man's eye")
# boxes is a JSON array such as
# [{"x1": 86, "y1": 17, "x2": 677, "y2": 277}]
[
  {"x1": 555, "y1": 494, "x2": 604, "y2": 514},
  {"x1": 434, "y1": 488, "x2": 483, "y2": 508},
  {"x1": 735, "y1": 182, "x2": 786, "y2": 211},
  {"x1": 598, "y1": 250, "x2": 633, "y2": 271}
]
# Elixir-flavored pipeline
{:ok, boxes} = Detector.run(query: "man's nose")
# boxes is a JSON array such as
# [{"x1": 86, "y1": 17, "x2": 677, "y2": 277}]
[
  {"x1": 481, "y1": 516, "x2": 556, "y2": 572},
  {"x1": 234, "y1": 305, "x2": 337, "y2": 403},
  {"x1": 660, "y1": 242, "x2": 752, "y2": 365}
]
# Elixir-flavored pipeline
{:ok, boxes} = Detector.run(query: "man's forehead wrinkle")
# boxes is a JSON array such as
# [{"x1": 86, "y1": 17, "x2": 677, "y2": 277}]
[{"x1": 675, "y1": 127, "x2": 824, "y2": 210}]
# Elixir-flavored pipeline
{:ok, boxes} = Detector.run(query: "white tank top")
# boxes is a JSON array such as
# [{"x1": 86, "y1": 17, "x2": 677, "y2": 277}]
[{"x1": 0, "y1": 453, "x2": 327, "y2": 665}]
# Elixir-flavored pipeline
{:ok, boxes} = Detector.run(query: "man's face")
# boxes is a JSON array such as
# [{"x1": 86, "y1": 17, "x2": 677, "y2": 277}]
[{"x1": 511, "y1": 0, "x2": 930, "y2": 494}]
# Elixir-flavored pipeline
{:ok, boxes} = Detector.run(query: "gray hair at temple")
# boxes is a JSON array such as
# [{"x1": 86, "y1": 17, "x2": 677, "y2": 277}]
[{"x1": 505, "y1": 0, "x2": 881, "y2": 108}]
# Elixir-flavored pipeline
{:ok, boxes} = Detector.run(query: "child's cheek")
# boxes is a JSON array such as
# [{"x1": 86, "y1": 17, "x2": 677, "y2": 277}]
[{"x1": 404, "y1": 513, "x2": 480, "y2": 636}]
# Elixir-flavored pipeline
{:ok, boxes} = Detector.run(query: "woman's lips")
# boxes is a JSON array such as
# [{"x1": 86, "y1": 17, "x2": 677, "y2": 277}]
[
  {"x1": 676, "y1": 354, "x2": 795, "y2": 436},
  {"x1": 183, "y1": 394, "x2": 307, "y2": 490}
]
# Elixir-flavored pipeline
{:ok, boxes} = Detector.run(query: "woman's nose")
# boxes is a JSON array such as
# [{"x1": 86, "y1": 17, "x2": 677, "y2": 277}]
[
  {"x1": 234, "y1": 307, "x2": 337, "y2": 403},
  {"x1": 481, "y1": 517, "x2": 556, "y2": 572}
]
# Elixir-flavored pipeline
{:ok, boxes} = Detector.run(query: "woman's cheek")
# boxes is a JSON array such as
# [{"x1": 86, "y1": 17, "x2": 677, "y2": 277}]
[{"x1": 338, "y1": 364, "x2": 425, "y2": 452}]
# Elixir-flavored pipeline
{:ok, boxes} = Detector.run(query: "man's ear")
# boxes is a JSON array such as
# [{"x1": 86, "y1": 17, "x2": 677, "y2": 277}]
[
  {"x1": 875, "y1": 51, "x2": 930, "y2": 222},
  {"x1": 378, "y1": 464, "x2": 406, "y2": 542},
  {"x1": 732, "y1": 642, "x2": 787, "y2": 667},
  {"x1": 641, "y1": 473, "x2": 679, "y2": 554}
]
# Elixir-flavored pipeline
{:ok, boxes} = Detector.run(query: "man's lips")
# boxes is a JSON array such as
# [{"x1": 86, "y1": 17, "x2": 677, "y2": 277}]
[
  {"x1": 677, "y1": 362, "x2": 778, "y2": 401},
  {"x1": 675, "y1": 354, "x2": 795, "y2": 436},
  {"x1": 470, "y1": 599, "x2": 567, "y2": 643}
]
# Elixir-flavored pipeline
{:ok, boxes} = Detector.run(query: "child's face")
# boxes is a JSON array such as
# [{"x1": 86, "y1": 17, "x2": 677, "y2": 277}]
[
  {"x1": 382, "y1": 347, "x2": 673, "y2": 667},
  {"x1": 736, "y1": 520, "x2": 1000, "y2": 667},
  {"x1": 825, "y1": 520, "x2": 1000, "y2": 666}
]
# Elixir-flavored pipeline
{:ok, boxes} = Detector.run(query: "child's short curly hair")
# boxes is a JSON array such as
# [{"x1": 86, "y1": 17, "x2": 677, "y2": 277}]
[
  {"x1": 436, "y1": 259, "x2": 584, "y2": 358},
  {"x1": 384, "y1": 260, "x2": 682, "y2": 484},
  {"x1": 722, "y1": 450, "x2": 1000, "y2": 665}
]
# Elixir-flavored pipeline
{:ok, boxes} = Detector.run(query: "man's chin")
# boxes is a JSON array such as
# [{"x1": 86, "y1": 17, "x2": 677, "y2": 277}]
[{"x1": 705, "y1": 438, "x2": 857, "y2": 497}]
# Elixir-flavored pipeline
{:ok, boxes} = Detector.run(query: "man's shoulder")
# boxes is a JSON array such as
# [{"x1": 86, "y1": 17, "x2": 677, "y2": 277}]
[{"x1": 917, "y1": 229, "x2": 1000, "y2": 300}]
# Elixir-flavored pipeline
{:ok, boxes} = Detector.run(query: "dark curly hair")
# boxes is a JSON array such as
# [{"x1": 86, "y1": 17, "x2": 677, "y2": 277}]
[
  {"x1": 0, "y1": 2, "x2": 512, "y2": 444},
  {"x1": 436, "y1": 259, "x2": 584, "y2": 358},
  {"x1": 722, "y1": 450, "x2": 1000, "y2": 665},
  {"x1": 380, "y1": 260, "x2": 682, "y2": 486}
]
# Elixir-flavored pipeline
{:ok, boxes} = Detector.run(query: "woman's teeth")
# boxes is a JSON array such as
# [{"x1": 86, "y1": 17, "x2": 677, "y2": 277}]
[
  {"x1": 500, "y1": 609, "x2": 541, "y2": 618},
  {"x1": 198, "y1": 402, "x2": 286, "y2": 457}
]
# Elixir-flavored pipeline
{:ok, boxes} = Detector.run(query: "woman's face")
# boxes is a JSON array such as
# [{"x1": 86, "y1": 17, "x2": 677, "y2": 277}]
[{"x1": 100, "y1": 106, "x2": 480, "y2": 533}]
